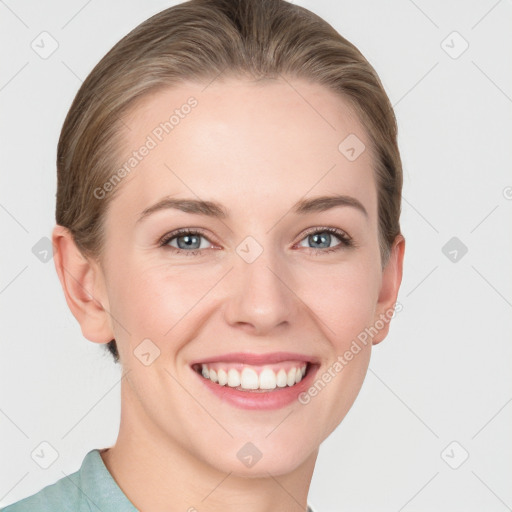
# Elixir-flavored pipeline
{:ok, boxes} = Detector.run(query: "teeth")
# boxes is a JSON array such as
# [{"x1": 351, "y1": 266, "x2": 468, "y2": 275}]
[
  {"x1": 276, "y1": 369, "x2": 288, "y2": 387},
  {"x1": 259, "y1": 368, "x2": 277, "y2": 390},
  {"x1": 198, "y1": 363, "x2": 307, "y2": 391},
  {"x1": 241, "y1": 368, "x2": 259, "y2": 389},
  {"x1": 227, "y1": 368, "x2": 241, "y2": 387},
  {"x1": 217, "y1": 368, "x2": 228, "y2": 386},
  {"x1": 287, "y1": 367, "x2": 296, "y2": 387}
]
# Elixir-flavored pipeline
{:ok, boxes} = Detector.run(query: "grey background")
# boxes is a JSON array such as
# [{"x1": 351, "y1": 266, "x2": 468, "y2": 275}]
[{"x1": 1, "y1": 0, "x2": 511, "y2": 510}]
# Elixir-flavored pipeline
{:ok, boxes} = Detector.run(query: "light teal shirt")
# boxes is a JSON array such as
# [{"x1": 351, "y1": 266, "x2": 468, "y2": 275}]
[
  {"x1": 2, "y1": 449, "x2": 137, "y2": 511},
  {"x1": 2, "y1": 449, "x2": 317, "y2": 511}
]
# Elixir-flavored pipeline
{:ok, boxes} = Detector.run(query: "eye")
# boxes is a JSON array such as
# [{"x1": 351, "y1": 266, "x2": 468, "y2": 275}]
[
  {"x1": 295, "y1": 227, "x2": 353, "y2": 254},
  {"x1": 159, "y1": 226, "x2": 354, "y2": 257},
  {"x1": 159, "y1": 228, "x2": 214, "y2": 256}
]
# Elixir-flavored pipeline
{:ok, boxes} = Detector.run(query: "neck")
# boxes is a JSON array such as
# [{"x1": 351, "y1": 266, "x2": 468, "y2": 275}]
[{"x1": 100, "y1": 379, "x2": 318, "y2": 512}]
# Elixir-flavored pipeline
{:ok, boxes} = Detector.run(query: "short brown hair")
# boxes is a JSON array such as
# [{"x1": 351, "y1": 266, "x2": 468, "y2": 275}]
[{"x1": 56, "y1": 0, "x2": 403, "y2": 364}]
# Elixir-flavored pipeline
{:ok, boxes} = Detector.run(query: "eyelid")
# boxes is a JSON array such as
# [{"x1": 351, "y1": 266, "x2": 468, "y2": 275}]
[
  {"x1": 158, "y1": 227, "x2": 214, "y2": 247},
  {"x1": 159, "y1": 225, "x2": 354, "y2": 253},
  {"x1": 293, "y1": 226, "x2": 355, "y2": 253},
  {"x1": 298, "y1": 225, "x2": 352, "y2": 243}
]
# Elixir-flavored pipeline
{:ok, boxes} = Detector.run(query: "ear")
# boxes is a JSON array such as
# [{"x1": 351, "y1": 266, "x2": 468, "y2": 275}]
[
  {"x1": 52, "y1": 224, "x2": 114, "y2": 344},
  {"x1": 372, "y1": 234, "x2": 405, "y2": 345}
]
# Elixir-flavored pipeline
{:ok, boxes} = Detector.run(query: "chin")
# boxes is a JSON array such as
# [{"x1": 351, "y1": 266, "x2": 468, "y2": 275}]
[{"x1": 194, "y1": 431, "x2": 319, "y2": 478}]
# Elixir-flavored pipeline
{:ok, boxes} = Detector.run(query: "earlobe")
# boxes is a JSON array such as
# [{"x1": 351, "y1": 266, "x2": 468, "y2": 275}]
[
  {"x1": 372, "y1": 234, "x2": 405, "y2": 345},
  {"x1": 52, "y1": 224, "x2": 114, "y2": 344}
]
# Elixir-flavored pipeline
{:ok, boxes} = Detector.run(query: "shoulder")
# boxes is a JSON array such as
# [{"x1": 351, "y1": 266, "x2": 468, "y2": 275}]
[
  {"x1": 1, "y1": 449, "x2": 102, "y2": 512},
  {"x1": 1, "y1": 470, "x2": 83, "y2": 512}
]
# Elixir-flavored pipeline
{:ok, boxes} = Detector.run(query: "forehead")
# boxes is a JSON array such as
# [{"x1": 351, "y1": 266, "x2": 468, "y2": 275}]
[{"x1": 110, "y1": 77, "x2": 377, "y2": 226}]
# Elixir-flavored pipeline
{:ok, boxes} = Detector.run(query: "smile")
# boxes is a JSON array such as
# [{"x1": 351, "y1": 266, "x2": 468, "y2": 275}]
[
  {"x1": 192, "y1": 361, "x2": 308, "y2": 392},
  {"x1": 189, "y1": 351, "x2": 319, "y2": 410}
]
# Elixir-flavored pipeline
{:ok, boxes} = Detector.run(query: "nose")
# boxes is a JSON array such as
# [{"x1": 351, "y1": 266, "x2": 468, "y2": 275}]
[{"x1": 222, "y1": 247, "x2": 301, "y2": 336}]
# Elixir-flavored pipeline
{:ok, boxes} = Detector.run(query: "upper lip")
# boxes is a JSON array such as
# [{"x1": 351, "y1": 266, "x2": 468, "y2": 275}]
[{"x1": 190, "y1": 351, "x2": 319, "y2": 366}]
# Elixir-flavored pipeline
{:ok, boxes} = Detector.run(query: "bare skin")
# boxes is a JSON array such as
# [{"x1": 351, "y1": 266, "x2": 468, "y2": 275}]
[{"x1": 52, "y1": 76, "x2": 404, "y2": 512}]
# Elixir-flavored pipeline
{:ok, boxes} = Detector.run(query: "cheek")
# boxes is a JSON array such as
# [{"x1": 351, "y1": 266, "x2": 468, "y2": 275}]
[
  {"x1": 298, "y1": 258, "x2": 381, "y2": 346},
  {"x1": 112, "y1": 263, "x2": 220, "y2": 342}
]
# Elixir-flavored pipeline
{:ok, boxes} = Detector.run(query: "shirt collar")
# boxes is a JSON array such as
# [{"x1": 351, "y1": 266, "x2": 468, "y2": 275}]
[{"x1": 79, "y1": 449, "x2": 139, "y2": 511}]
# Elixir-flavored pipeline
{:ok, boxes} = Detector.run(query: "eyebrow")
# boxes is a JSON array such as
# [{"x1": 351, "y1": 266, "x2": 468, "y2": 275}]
[{"x1": 136, "y1": 193, "x2": 368, "y2": 223}]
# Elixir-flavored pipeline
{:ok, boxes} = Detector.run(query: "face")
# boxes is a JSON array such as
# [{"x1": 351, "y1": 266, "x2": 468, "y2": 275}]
[{"x1": 82, "y1": 77, "x2": 403, "y2": 476}]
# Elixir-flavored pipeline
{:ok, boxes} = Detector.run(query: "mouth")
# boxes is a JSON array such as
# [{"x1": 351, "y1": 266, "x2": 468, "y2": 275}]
[
  {"x1": 191, "y1": 360, "x2": 312, "y2": 393},
  {"x1": 189, "y1": 351, "x2": 320, "y2": 409}
]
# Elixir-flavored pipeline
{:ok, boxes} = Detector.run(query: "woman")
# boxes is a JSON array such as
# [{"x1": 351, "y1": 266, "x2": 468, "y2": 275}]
[{"x1": 3, "y1": 0, "x2": 404, "y2": 510}]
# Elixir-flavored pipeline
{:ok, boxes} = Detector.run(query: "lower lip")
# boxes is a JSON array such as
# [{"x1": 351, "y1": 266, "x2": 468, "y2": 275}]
[{"x1": 192, "y1": 364, "x2": 319, "y2": 410}]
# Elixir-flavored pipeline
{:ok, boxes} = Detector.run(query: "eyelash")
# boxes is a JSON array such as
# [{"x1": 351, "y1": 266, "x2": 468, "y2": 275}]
[{"x1": 158, "y1": 227, "x2": 354, "y2": 257}]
